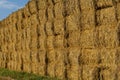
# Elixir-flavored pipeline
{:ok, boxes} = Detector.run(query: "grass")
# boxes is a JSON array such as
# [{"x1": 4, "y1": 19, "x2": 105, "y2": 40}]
[{"x1": 0, "y1": 68, "x2": 60, "y2": 80}]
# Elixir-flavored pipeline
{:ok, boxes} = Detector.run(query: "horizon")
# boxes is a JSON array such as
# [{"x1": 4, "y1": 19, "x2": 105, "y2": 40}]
[{"x1": 0, "y1": 0, "x2": 29, "y2": 21}]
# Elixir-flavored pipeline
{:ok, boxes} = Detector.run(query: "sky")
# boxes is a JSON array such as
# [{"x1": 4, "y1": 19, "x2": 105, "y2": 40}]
[{"x1": 0, "y1": 0, "x2": 29, "y2": 21}]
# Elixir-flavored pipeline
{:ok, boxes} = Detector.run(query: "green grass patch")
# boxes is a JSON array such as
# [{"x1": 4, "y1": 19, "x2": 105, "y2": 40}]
[{"x1": 0, "y1": 68, "x2": 60, "y2": 80}]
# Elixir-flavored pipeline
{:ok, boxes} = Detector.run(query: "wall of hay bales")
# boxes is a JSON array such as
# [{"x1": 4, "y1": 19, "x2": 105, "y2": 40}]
[{"x1": 0, "y1": 0, "x2": 120, "y2": 80}]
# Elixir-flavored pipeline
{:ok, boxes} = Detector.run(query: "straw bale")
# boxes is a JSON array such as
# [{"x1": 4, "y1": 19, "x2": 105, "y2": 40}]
[
  {"x1": 23, "y1": 62, "x2": 31, "y2": 73},
  {"x1": 96, "y1": 0, "x2": 113, "y2": 9},
  {"x1": 67, "y1": 65, "x2": 79, "y2": 80},
  {"x1": 55, "y1": 49, "x2": 65, "y2": 79},
  {"x1": 47, "y1": 49, "x2": 56, "y2": 77},
  {"x1": 80, "y1": 29, "x2": 96, "y2": 48},
  {"x1": 46, "y1": 36, "x2": 54, "y2": 49},
  {"x1": 67, "y1": 47, "x2": 80, "y2": 80},
  {"x1": 22, "y1": 51, "x2": 31, "y2": 63},
  {"x1": 68, "y1": 30, "x2": 80, "y2": 47},
  {"x1": 80, "y1": 0, "x2": 95, "y2": 30},
  {"x1": 28, "y1": 0, "x2": 37, "y2": 14},
  {"x1": 96, "y1": 7, "x2": 117, "y2": 28},
  {"x1": 37, "y1": 50, "x2": 46, "y2": 75},
  {"x1": 23, "y1": 5, "x2": 31, "y2": 18},
  {"x1": 116, "y1": 47, "x2": 120, "y2": 65},
  {"x1": 38, "y1": 10, "x2": 47, "y2": 23},
  {"x1": 116, "y1": 3, "x2": 120, "y2": 21},
  {"x1": 46, "y1": 21, "x2": 53, "y2": 36},
  {"x1": 81, "y1": 49, "x2": 99, "y2": 65},
  {"x1": 31, "y1": 62, "x2": 40, "y2": 74},
  {"x1": 82, "y1": 65, "x2": 98, "y2": 80},
  {"x1": 54, "y1": 35, "x2": 64, "y2": 48},
  {"x1": 37, "y1": 0, "x2": 46, "y2": 10},
  {"x1": 30, "y1": 14, "x2": 39, "y2": 26},
  {"x1": 100, "y1": 65, "x2": 117, "y2": 80},
  {"x1": 54, "y1": 19, "x2": 64, "y2": 35},
  {"x1": 100, "y1": 48, "x2": 116, "y2": 64},
  {"x1": 66, "y1": 15, "x2": 80, "y2": 31},
  {"x1": 54, "y1": 2, "x2": 64, "y2": 19},
  {"x1": 98, "y1": 28, "x2": 118, "y2": 48},
  {"x1": 47, "y1": 0, "x2": 54, "y2": 21}
]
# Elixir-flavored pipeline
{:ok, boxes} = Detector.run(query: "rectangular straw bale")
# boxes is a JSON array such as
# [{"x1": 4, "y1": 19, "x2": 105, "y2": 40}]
[
  {"x1": 37, "y1": 0, "x2": 46, "y2": 10},
  {"x1": 80, "y1": 0, "x2": 95, "y2": 30},
  {"x1": 46, "y1": 21, "x2": 53, "y2": 36},
  {"x1": 116, "y1": 3, "x2": 120, "y2": 21},
  {"x1": 54, "y1": 19, "x2": 64, "y2": 35},
  {"x1": 116, "y1": 47, "x2": 120, "y2": 65},
  {"x1": 22, "y1": 51, "x2": 31, "y2": 63},
  {"x1": 81, "y1": 49, "x2": 99, "y2": 65},
  {"x1": 28, "y1": 0, "x2": 37, "y2": 14},
  {"x1": 82, "y1": 65, "x2": 98, "y2": 80},
  {"x1": 98, "y1": 28, "x2": 118, "y2": 48},
  {"x1": 23, "y1": 62, "x2": 31, "y2": 73},
  {"x1": 55, "y1": 48, "x2": 65, "y2": 79},
  {"x1": 67, "y1": 65, "x2": 79, "y2": 80},
  {"x1": 67, "y1": 47, "x2": 80, "y2": 80},
  {"x1": 96, "y1": 7, "x2": 117, "y2": 28},
  {"x1": 68, "y1": 47, "x2": 80, "y2": 64},
  {"x1": 46, "y1": 36, "x2": 54, "y2": 49},
  {"x1": 100, "y1": 48, "x2": 116, "y2": 64},
  {"x1": 38, "y1": 10, "x2": 47, "y2": 23},
  {"x1": 54, "y1": 1, "x2": 64, "y2": 19},
  {"x1": 47, "y1": 49, "x2": 56, "y2": 77},
  {"x1": 66, "y1": 15, "x2": 80, "y2": 31},
  {"x1": 47, "y1": 0, "x2": 54, "y2": 21},
  {"x1": 16, "y1": 62, "x2": 22, "y2": 71},
  {"x1": 96, "y1": 0, "x2": 113, "y2": 9},
  {"x1": 54, "y1": 35, "x2": 64, "y2": 48},
  {"x1": 37, "y1": 49, "x2": 46, "y2": 75},
  {"x1": 68, "y1": 30, "x2": 80, "y2": 47},
  {"x1": 31, "y1": 62, "x2": 40, "y2": 74},
  {"x1": 80, "y1": 29, "x2": 96, "y2": 48},
  {"x1": 30, "y1": 14, "x2": 39, "y2": 26},
  {"x1": 100, "y1": 65, "x2": 117, "y2": 80},
  {"x1": 23, "y1": 5, "x2": 31, "y2": 18}
]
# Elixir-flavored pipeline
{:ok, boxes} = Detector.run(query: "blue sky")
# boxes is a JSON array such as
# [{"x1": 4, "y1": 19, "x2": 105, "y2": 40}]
[{"x1": 0, "y1": 0, "x2": 29, "y2": 21}]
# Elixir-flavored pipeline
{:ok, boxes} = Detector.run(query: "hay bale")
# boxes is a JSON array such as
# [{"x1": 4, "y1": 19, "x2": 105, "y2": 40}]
[
  {"x1": 66, "y1": 15, "x2": 80, "y2": 31},
  {"x1": 82, "y1": 65, "x2": 98, "y2": 80},
  {"x1": 47, "y1": 49, "x2": 56, "y2": 77},
  {"x1": 38, "y1": 10, "x2": 47, "y2": 23},
  {"x1": 98, "y1": 28, "x2": 118, "y2": 48},
  {"x1": 46, "y1": 21, "x2": 53, "y2": 36},
  {"x1": 96, "y1": 0, "x2": 113, "y2": 9},
  {"x1": 96, "y1": 7, "x2": 117, "y2": 28},
  {"x1": 68, "y1": 30, "x2": 80, "y2": 47},
  {"x1": 55, "y1": 48, "x2": 65, "y2": 79},
  {"x1": 46, "y1": 36, "x2": 54, "y2": 49},
  {"x1": 23, "y1": 62, "x2": 31, "y2": 73},
  {"x1": 54, "y1": 1, "x2": 64, "y2": 19},
  {"x1": 37, "y1": 0, "x2": 46, "y2": 10},
  {"x1": 100, "y1": 65, "x2": 117, "y2": 80},
  {"x1": 80, "y1": 29, "x2": 96, "y2": 48},
  {"x1": 23, "y1": 5, "x2": 31, "y2": 18},
  {"x1": 28, "y1": 0, "x2": 37, "y2": 14},
  {"x1": 81, "y1": 49, "x2": 99, "y2": 65},
  {"x1": 37, "y1": 49, "x2": 46, "y2": 75},
  {"x1": 47, "y1": 0, "x2": 54, "y2": 21},
  {"x1": 80, "y1": 0, "x2": 95, "y2": 30},
  {"x1": 116, "y1": 3, "x2": 120, "y2": 21},
  {"x1": 100, "y1": 48, "x2": 116, "y2": 64},
  {"x1": 54, "y1": 19, "x2": 64, "y2": 35},
  {"x1": 67, "y1": 47, "x2": 80, "y2": 80},
  {"x1": 54, "y1": 35, "x2": 64, "y2": 48}
]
